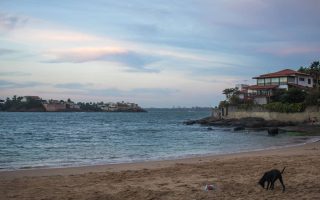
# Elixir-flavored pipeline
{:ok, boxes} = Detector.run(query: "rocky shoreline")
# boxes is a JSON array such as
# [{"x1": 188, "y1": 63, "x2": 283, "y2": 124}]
[
  {"x1": 184, "y1": 116, "x2": 320, "y2": 136},
  {"x1": 184, "y1": 116, "x2": 295, "y2": 128}
]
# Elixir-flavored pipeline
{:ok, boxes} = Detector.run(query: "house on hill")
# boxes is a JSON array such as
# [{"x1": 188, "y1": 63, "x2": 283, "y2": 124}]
[{"x1": 245, "y1": 69, "x2": 313, "y2": 104}]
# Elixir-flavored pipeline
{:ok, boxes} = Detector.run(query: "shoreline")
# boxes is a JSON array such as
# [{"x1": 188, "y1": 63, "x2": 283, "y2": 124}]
[
  {"x1": 1, "y1": 139, "x2": 319, "y2": 199},
  {"x1": 1, "y1": 136, "x2": 319, "y2": 179}
]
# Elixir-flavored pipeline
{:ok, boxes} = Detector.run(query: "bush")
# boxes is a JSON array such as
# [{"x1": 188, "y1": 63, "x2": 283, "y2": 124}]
[
  {"x1": 264, "y1": 102, "x2": 306, "y2": 113},
  {"x1": 229, "y1": 95, "x2": 241, "y2": 105},
  {"x1": 305, "y1": 90, "x2": 320, "y2": 106},
  {"x1": 280, "y1": 88, "x2": 306, "y2": 103}
]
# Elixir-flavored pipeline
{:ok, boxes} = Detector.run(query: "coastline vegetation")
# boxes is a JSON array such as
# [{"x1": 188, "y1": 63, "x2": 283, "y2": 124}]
[{"x1": 0, "y1": 95, "x2": 45, "y2": 112}]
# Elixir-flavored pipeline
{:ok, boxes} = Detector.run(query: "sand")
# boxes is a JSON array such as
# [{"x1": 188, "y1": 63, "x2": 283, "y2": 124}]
[{"x1": 1, "y1": 140, "x2": 320, "y2": 200}]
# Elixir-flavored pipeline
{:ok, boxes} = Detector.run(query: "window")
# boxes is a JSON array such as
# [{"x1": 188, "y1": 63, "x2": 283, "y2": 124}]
[
  {"x1": 308, "y1": 79, "x2": 311, "y2": 84},
  {"x1": 299, "y1": 77, "x2": 305, "y2": 82},
  {"x1": 279, "y1": 77, "x2": 287, "y2": 85},
  {"x1": 288, "y1": 77, "x2": 295, "y2": 83},
  {"x1": 265, "y1": 78, "x2": 271, "y2": 85},
  {"x1": 257, "y1": 79, "x2": 264, "y2": 86},
  {"x1": 271, "y1": 77, "x2": 279, "y2": 85}
]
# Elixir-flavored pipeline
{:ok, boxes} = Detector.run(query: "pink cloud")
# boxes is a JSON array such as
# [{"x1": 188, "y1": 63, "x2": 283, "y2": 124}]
[{"x1": 44, "y1": 47, "x2": 127, "y2": 63}]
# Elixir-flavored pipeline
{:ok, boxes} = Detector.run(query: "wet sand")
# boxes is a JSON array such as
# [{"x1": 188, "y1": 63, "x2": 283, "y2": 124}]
[{"x1": 0, "y1": 140, "x2": 319, "y2": 200}]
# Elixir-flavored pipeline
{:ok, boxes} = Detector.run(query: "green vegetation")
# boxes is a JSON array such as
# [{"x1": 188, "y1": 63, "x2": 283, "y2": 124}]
[
  {"x1": 263, "y1": 102, "x2": 305, "y2": 113},
  {"x1": 0, "y1": 95, "x2": 45, "y2": 112},
  {"x1": 77, "y1": 102, "x2": 102, "y2": 112},
  {"x1": 305, "y1": 90, "x2": 320, "y2": 106},
  {"x1": 279, "y1": 88, "x2": 306, "y2": 104}
]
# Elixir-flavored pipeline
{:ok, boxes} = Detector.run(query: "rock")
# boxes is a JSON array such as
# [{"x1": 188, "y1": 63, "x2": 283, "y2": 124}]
[
  {"x1": 268, "y1": 128, "x2": 279, "y2": 136},
  {"x1": 183, "y1": 116, "x2": 220, "y2": 126},
  {"x1": 184, "y1": 120, "x2": 197, "y2": 125},
  {"x1": 207, "y1": 127, "x2": 213, "y2": 130},
  {"x1": 184, "y1": 116, "x2": 297, "y2": 131},
  {"x1": 233, "y1": 126, "x2": 245, "y2": 131}
]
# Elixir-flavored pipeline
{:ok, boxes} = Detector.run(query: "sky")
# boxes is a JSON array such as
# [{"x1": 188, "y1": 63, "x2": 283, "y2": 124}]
[{"x1": 0, "y1": 0, "x2": 319, "y2": 107}]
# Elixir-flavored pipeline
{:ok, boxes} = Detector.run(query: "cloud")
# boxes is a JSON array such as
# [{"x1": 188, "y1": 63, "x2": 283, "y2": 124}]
[
  {"x1": 86, "y1": 87, "x2": 179, "y2": 97},
  {"x1": 0, "y1": 71, "x2": 31, "y2": 76},
  {"x1": 45, "y1": 48, "x2": 160, "y2": 73},
  {"x1": 54, "y1": 82, "x2": 93, "y2": 90},
  {"x1": 0, "y1": 48, "x2": 18, "y2": 56},
  {"x1": 257, "y1": 46, "x2": 320, "y2": 56},
  {"x1": 130, "y1": 88, "x2": 179, "y2": 95},
  {"x1": 17, "y1": 29, "x2": 102, "y2": 42},
  {"x1": 0, "y1": 13, "x2": 107, "y2": 44},
  {"x1": 53, "y1": 82, "x2": 179, "y2": 97},
  {"x1": 0, "y1": 80, "x2": 46, "y2": 89},
  {"x1": 0, "y1": 13, "x2": 29, "y2": 31},
  {"x1": 87, "y1": 88, "x2": 124, "y2": 97}
]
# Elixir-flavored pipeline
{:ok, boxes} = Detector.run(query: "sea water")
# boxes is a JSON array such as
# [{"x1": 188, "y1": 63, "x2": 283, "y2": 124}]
[{"x1": 0, "y1": 109, "x2": 314, "y2": 171}]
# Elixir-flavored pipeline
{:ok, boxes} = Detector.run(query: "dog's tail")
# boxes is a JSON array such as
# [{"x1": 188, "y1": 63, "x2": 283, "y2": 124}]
[{"x1": 281, "y1": 167, "x2": 286, "y2": 174}]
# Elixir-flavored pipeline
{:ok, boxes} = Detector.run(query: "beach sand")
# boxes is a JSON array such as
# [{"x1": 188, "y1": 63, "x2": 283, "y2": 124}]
[{"x1": 0, "y1": 140, "x2": 319, "y2": 200}]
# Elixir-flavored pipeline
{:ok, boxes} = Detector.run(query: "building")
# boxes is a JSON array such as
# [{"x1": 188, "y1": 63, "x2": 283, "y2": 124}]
[
  {"x1": 253, "y1": 69, "x2": 313, "y2": 89},
  {"x1": 43, "y1": 103, "x2": 67, "y2": 111},
  {"x1": 235, "y1": 84, "x2": 249, "y2": 100},
  {"x1": 66, "y1": 102, "x2": 80, "y2": 110},
  {"x1": 21, "y1": 96, "x2": 41, "y2": 102},
  {"x1": 245, "y1": 69, "x2": 313, "y2": 104}
]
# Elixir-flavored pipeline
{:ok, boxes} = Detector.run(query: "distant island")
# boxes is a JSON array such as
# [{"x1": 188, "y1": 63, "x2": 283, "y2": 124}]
[{"x1": 0, "y1": 96, "x2": 146, "y2": 112}]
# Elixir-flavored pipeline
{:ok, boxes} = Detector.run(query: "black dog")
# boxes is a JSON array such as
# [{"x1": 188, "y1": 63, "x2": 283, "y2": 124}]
[{"x1": 258, "y1": 167, "x2": 286, "y2": 192}]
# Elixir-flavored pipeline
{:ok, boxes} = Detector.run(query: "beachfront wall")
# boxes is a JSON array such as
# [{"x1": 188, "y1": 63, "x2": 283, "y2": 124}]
[{"x1": 222, "y1": 106, "x2": 320, "y2": 123}]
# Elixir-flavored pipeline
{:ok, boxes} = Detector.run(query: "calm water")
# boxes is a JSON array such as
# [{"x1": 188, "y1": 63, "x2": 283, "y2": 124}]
[{"x1": 0, "y1": 110, "x2": 314, "y2": 171}]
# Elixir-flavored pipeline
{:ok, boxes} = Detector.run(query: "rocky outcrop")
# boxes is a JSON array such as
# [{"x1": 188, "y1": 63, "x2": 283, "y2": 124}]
[
  {"x1": 184, "y1": 116, "x2": 296, "y2": 129},
  {"x1": 183, "y1": 116, "x2": 220, "y2": 125}
]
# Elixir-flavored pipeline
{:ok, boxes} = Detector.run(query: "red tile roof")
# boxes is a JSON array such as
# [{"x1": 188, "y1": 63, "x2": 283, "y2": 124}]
[
  {"x1": 247, "y1": 85, "x2": 278, "y2": 90},
  {"x1": 253, "y1": 69, "x2": 310, "y2": 79}
]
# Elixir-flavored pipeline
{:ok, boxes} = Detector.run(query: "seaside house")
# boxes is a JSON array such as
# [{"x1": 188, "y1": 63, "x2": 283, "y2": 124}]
[
  {"x1": 21, "y1": 96, "x2": 41, "y2": 102},
  {"x1": 246, "y1": 69, "x2": 313, "y2": 104},
  {"x1": 66, "y1": 102, "x2": 80, "y2": 110}
]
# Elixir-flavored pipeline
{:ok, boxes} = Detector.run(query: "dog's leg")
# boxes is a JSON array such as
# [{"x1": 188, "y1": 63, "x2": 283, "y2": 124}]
[
  {"x1": 266, "y1": 181, "x2": 270, "y2": 190},
  {"x1": 270, "y1": 179, "x2": 275, "y2": 190},
  {"x1": 279, "y1": 176, "x2": 285, "y2": 192}
]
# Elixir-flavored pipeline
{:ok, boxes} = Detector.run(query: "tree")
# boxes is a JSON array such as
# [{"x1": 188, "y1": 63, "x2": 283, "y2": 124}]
[
  {"x1": 305, "y1": 89, "x2": 320, "y2": 106},
  {"x1": 222, "y1": 87, "x2": 239, "y2": 99},
  {"x1": 280, "y1": 88, "x2": 306, "y2": 103},
  {"x1": 309, "y1": 61, "x2": 320, "y2": 89}
]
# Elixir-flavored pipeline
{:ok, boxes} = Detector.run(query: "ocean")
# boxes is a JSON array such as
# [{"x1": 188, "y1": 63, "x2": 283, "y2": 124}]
[{"x1": 0, "y1": 109, "x2": 314, "y2": 171}]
